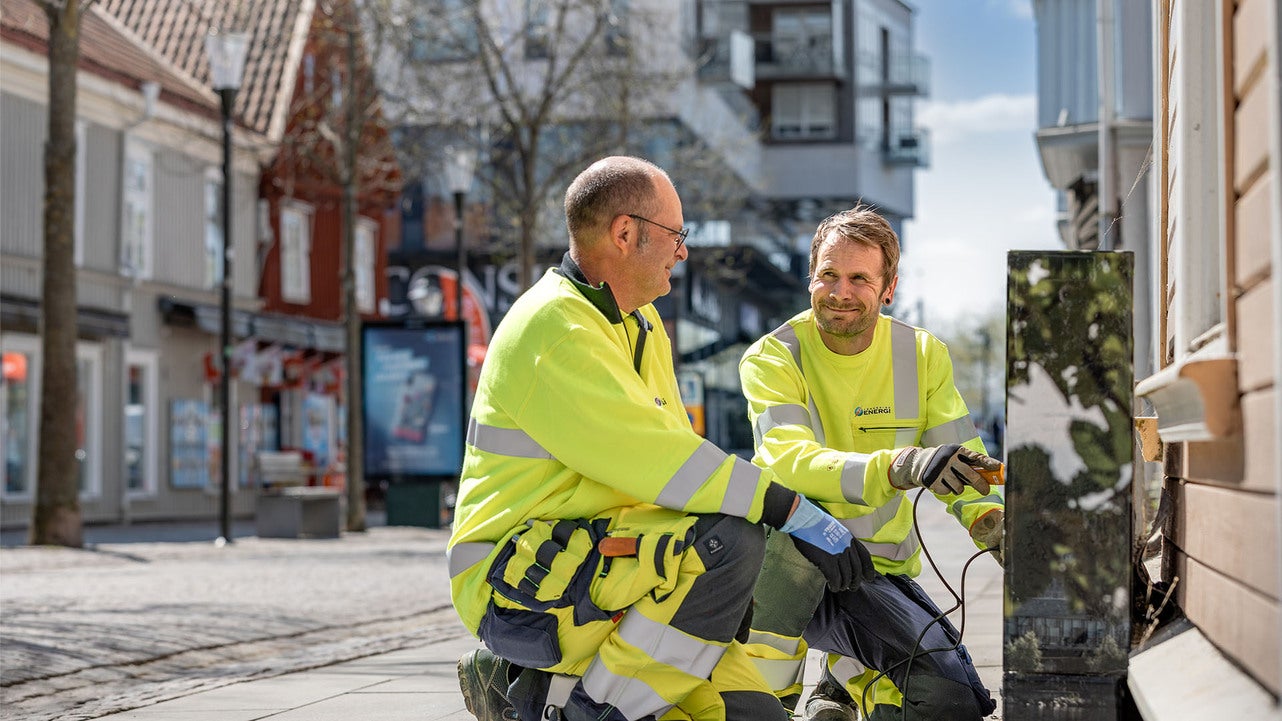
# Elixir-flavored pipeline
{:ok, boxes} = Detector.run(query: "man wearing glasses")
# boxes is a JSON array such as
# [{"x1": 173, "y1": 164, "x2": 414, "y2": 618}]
[
  {"x1": 449, "y1": 156, "x2": 874, "y2": 721},
  {"x1": 739, "y1": 205, "x2": 1003, "y2": 721}
]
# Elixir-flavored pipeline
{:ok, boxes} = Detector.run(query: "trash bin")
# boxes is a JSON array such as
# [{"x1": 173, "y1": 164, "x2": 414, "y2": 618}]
[{"x1": 385, "y1": 481, "x2": 442, "y2": 528}]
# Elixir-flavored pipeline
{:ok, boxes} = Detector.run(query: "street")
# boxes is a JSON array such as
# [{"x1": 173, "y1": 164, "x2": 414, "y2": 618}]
[
  {"x1": 0, "y1": 523, "x2": 462, "y2": 721},
  {"x1": 0, "y1": 499, "x2": 1003, "y2": 720}
]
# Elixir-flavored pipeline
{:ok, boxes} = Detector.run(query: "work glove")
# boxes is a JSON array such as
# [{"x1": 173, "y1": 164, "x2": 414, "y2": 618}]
[
  {"x1": 887, "y1": 444, "x2": 1002, "y2": 496},
  {"x1": 780, "y1": 496, "x2": 876, "y2": 592},
  {"x1": 970, "y1": 508, "x2": 1004, "y2": 564}
]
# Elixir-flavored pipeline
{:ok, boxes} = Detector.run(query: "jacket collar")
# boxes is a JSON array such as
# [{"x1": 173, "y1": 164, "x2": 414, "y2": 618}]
[{"x1": 554, "y1": 252, "x2": 625, "y2": 324}]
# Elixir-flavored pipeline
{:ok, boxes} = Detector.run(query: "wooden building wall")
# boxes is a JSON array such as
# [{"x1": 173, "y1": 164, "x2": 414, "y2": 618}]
[{"x1": 1156, "y1": 0, "x2": 1281, "y2": 697}]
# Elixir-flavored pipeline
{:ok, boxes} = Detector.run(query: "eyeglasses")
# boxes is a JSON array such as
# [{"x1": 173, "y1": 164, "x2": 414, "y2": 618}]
[{"x1": 627, "y1": 214, "x2": 689, "y2": 249}]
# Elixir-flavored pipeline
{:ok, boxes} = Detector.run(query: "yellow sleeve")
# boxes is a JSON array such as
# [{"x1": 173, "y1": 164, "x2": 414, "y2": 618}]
[{"x1": 739, "y1": 340, "x2": 901, "y2": 511}]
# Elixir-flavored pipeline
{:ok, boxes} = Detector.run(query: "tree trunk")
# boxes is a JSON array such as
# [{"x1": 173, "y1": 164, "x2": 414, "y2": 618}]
[
  {"x1": 31, "y1": 0, "x2": 86, "y2": 547},
  {"x1": 341, "y1": 23, "x2": 367, "y2": 532}
]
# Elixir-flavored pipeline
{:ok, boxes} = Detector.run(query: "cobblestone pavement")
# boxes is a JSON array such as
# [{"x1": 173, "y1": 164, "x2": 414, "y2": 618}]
[{"x1": 0, "y1": 525, "x2": 466, "y2": 721}]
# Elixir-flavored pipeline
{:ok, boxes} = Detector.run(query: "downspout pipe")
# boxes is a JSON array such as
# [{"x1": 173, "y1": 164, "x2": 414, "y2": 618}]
[{"x1": 1098, "y1": 0, "x2": 1117, "y2": 249}]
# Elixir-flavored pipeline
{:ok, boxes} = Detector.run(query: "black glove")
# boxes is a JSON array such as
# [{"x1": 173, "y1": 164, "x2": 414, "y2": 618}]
[
  {"x1": 888, "y1": 443, "x2": 1001, "y2": 495},
  {"x1": 794, "y1": 534, "x2": 875, "y2": 591}
]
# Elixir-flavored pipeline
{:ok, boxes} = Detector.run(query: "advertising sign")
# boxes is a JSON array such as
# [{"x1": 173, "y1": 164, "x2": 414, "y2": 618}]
[
  {"x1": 362, "y1": 320, "x2": 465, "y2": 480},
  {"x1": 170, "y1": 399, "x2": 211, "y2": 489},
  {"x1": 678, "y1": 371, "x2": 706, "y2": 437}
]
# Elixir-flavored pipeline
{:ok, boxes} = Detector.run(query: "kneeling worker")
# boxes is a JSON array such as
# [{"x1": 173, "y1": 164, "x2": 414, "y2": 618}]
[
  {"x1": 740, "y1": 206, "x2": 1004, "y2": 721},
  {"x1": 448, "y1": 156, "x2": 874, "y2": 721}
]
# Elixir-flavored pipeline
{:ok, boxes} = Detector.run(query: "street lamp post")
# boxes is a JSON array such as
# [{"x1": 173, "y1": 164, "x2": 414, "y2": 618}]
[
  {"x1": 443, "y1": 147, "x2": 477, "y2": 326},
  {"x1": 205, "y1": 30, "x2": 248, "y2": 545}
]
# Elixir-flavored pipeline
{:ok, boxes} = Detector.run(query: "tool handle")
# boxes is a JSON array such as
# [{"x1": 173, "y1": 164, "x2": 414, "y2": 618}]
[
  {"x1": 977, "y1": 464, "x2": 1005, "y2": 486},
  {"x1": 598, "y1": 536, "x2": 640, "y2": 557}
]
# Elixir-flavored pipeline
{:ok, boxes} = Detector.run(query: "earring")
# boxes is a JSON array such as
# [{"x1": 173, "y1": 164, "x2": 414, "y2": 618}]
[{"x1": 883, "y1": 297, "x2": 891, "y2": 304}]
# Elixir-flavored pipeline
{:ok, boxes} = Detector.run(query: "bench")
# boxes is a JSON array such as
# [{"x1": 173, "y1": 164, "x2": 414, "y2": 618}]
[
  {"x1": 255, "y1": 450, "x2": 312, "y2": 490},
  {"x1": 256, "y1": 486, "x2": 342, "y2": 539},
  {"x1": 253, "y1": 451, "x2": 340, "y2": 539}
]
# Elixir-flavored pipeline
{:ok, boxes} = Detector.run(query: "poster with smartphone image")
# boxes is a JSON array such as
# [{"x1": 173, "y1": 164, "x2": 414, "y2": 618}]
[{"x1": 362, "y1": 320, "x2": 465, "y2": 480}]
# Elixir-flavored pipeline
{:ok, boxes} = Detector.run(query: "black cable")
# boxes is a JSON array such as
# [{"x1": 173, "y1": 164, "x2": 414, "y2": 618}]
[{"x1": 855, "y1": 488, "x2": 999, "y2": 719}]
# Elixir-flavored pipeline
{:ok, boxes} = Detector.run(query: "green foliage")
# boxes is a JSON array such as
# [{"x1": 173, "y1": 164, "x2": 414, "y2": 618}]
[{"x1": 1005, "y1": 630, "x2": 1044, "y2": 672}]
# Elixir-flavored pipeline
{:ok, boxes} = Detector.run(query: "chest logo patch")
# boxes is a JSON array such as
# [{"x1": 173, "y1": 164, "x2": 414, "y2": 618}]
[
  {"x1": 654, "y1": 397, "x2": 667, "y2": 407},
  {"x1": 853, "y1": 405, "x2": 891, "y2": 417}
]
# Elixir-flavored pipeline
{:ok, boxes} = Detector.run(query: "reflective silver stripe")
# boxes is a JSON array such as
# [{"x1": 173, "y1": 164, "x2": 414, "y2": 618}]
[
  {"x1": 890, "y1": 320, "x2": 919, "y2": 419},
  {"x1": 922, "y1": 415, "x2": 980, "y2": 447},
  {"x1": 894, "y1": 427, "x2": 920, "y2": 448},
  {"x1": 447, "y1": 542, "x2": 496, "y2": 578},
  {"x1": 839, "y1": 453, "x2": 871, "y2": 504},
  {"x1": 747, "y1": 630, "x2": 800, "y2": 656},
  {"x1": 770, "y1": 321, "x2": 802, "y2": 368},
  {"x1": 545, "y1": 674, "x2": 579, "y2": 710},
  {"x1": 862, "y1": 529, "x2": 920, "y2": 562},
  {"x1": 752, "y1": 656, "x2": 806, "y2": 692},
  {"x1": 809, "y1": 396, "x2": 827, "y2": 445},
  {"x1": 655, "y1": 440, "x2": 724, "y2": 509},
  {"x1": 720, "y1": 458, "x2": 761, "y2": 517},
  {"x1": 467, "y1": 420, "x2": 553, "y2": 459},
  {"x1": 755, "y1": 404, "x2": 813, "y2": 441},
  {"x1": 616, "y1": 610, "x2": 724, "y2": 680},
  {"x1": 836, "y1": 501, "x2": 902, "y2": 538},
  {"x1": 830, "y1": 655, "x2": 868, "y2": 683},
  {"x1": 582, "y1": 657, "x2": 672, "y2": 720},
  {"x1": 769, "y1": 321, "x2": 827, "y2": 445},
  {"x1": 584, "y1": 610, "x2": 727, "y2": 719},
  {"x1": 951, "y1": 494, "x2": 1005, "y2": 518}
]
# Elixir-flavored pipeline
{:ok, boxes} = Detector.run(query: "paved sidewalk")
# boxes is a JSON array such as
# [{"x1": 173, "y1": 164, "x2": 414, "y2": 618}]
[{"x1": 88, "y1": 496, "x2": 1005, "y2": 720}]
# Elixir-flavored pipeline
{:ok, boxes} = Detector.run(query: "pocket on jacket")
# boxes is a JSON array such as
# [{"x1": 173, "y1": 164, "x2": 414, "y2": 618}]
[{"x1": 478, "y1": 603, "x2": 563, "y2": 670}]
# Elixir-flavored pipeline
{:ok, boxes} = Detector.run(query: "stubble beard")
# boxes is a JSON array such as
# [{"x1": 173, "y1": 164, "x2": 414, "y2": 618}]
[{"x1": 815, "y1": 303, "x2": 876, "y2": 340}]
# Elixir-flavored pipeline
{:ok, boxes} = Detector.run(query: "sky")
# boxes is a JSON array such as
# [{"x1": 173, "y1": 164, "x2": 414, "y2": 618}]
[{"x1": 899, "y1": 0, "x2": 1063, "y2": 330}]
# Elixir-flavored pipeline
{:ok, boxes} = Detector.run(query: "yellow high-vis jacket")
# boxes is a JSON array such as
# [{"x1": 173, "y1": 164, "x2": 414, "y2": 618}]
[
  {"x1": 449, "y1": 259, "x2": 787, "y2": 635},
  {"x1": 739, "y1": 311, "x2": 1003, "y2": 578}
]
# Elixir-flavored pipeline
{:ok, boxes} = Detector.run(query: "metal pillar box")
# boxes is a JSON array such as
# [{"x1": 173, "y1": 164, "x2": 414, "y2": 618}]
[{"x1": 1003, "y1": 251, "x2": 1134, "y2": 719}]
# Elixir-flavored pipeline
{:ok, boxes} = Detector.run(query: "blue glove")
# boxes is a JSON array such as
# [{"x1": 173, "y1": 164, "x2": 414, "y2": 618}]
[{"x1": 781, "y1": 496, "x2": 874, "y2": 591}]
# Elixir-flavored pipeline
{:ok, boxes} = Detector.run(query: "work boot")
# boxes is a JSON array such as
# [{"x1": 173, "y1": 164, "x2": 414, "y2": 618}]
[
  {"x1": 804, "y1": 676, "x2": 859, "y2": 721},
  {"x1": 457, "y1": 648, "x2": 519, "y2": 721}
]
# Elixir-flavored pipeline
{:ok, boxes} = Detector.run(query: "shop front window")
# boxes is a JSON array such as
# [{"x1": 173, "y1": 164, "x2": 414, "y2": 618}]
[
  {"x1": 2, "y1": 348, "x2": 32, "y2": 495},
  {"x1": 0, "y1": 335, "x2": 101, "y2": 499},
  {"x1": 125, "y1": 350, "x2": 158, "y2": 495}
]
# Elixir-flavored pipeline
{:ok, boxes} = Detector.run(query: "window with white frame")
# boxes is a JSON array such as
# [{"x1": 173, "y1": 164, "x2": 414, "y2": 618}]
[
  {"x1": 355, "y1": 217, "x2": 377, "y2": 313},
  {"x1": 76, "y1": 345, "x2": 103, "y2": 497},
  {"x1": 772, "y1": 83, "x2": 836, "y2": 140},
  {"x1": 125, "y1": 349, "x2": 159, "y2": 496},
  {"x1": 74, "y1": 120, "x2": 86, "y2": 267},
  {"x1": 0, "y1": 334, "x2": 102, "y2": 500},
  {"x1": 204, "y1": 168, "x2": 224, "y2": 290},
  {"x1": 280, "y1": 201, "x2": 313, "y2": 304},
  {"x1": 121, "y1": 140, "x2": 153, "y2": 279}
]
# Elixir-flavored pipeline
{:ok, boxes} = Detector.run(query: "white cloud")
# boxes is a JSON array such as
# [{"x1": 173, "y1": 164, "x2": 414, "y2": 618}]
[
  {"x1": 990, "y1": 0, "x2": 1033, "y2": 20},
  {"x1": 919, "y1": 94, "x2": 1036, "y2": 144}
]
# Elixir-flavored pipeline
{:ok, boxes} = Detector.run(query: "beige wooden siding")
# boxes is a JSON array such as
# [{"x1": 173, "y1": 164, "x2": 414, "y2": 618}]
[{"x1": 1172, "y1": 0, "x2": 1281, "y2": 696}]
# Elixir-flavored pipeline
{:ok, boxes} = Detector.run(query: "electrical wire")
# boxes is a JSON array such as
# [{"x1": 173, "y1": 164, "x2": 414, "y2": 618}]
[{"x1": 855, "y1": 488, "x2": 1000, "y2": 720}]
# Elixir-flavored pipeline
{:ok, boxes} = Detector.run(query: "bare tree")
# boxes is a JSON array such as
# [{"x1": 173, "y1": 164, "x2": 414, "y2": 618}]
[
  {"x1": 30, "y1": 0, "x2": 94, "y2": 547},
  {"x1": 271, "y1": 0, "x2": 402, "y2": 531},
  {"x1": 367, "y1": 0, "x2": 748, "y2": 290}
]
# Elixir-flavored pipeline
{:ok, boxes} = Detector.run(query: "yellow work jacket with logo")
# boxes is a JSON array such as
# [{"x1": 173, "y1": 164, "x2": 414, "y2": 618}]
[
  {"x1": 739, "y1": 311, "x2": 1003, "y2": 577},
  {"x1": 449, "y1": 259, "x2": 786, "y2": 636}
]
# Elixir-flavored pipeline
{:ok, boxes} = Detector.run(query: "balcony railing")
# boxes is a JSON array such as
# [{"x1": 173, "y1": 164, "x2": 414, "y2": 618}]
[
  {"x1": 857, "y1": 50, "x2": 930, "y2": 96},
  {"x1": 755, "y1": 31, "x2": 841, "y2": 79}
]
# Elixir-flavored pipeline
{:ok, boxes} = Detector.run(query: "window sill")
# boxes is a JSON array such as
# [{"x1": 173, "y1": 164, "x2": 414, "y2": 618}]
[{"x1": 1134, "y1": 345, "x2": 1239, "y2": 443}]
